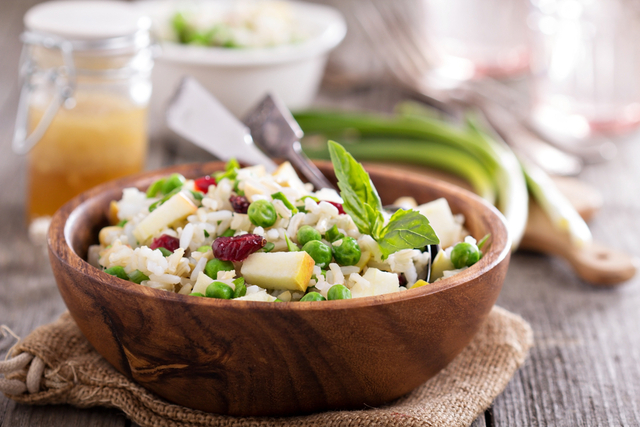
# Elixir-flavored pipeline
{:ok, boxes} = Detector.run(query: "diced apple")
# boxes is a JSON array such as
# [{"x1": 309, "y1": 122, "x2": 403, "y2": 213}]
[
  {"x1": 410, "y1": 279, "x2": 429, "y2": 289},
  {"x1": 271, "y1": 161, "x2": 308, "y2": 192},
  {"x1": 192, "y1": 271, "x2": 214, "y2": 295},
  {"x1": 133, "y1": 192, "x2": 197, "y2": 244},
  {"x1": 108, "y1": 200, "x2": 119, "y2": 225},
  {"x1": 416, "y1": 198, "x2": 462, "y2": 249},
  {"x1": 362, "y1": 268, "x2": 399, "y2": 295},
  {"x1": 240, "y1": 251, "x2": 315, "y2": 292},
  {"x1": 430, "y1": 250, "x2": 454, "y2": 281},
  {"x1": 243, "y1": 180, "x2": 268, "y2": 202},
  {"x1": 355, "y1": 250, "x2": 371, "y2": 272}
]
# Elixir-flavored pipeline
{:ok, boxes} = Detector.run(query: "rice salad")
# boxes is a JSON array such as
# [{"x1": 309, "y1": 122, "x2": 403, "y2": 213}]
[{"x1": 91, "y1": 141, "x2": 487, "y2": 302}]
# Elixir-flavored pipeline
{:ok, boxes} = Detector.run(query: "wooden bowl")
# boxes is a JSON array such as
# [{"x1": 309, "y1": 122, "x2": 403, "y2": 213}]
[{"x1": 48, "y1": 161, "x2": 510, "y2": 417}]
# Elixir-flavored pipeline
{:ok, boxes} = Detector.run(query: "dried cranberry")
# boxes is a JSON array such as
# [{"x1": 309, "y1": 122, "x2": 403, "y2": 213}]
[
  {"x1": 213, "y1": 234, "x2": 266, "y2": 261},
  {"x1": 194, "y1": 175, "x2": 216, "y2": 193},
  {"x1": 229, "y1": 195, "x2": 250, "y2": 214},
  {"x1": 326, "y1": 201, "x2": 346, "y2": 215},
  {"x1": 150, "y1": 234, "x2": 180, "y2": 252},
  {"x1": 397, "y1": 273, "x2": 408, "y2": 287}
]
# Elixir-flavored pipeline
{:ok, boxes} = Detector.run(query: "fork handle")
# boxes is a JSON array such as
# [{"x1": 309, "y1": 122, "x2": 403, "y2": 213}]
[{"x1": 287, "y1": 141, "x2": 336, "y2": 190}]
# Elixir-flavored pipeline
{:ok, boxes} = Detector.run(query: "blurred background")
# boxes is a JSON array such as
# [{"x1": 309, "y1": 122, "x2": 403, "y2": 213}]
[{"x1": 6, "y1": 0, "x2": 640, "y2": 223}]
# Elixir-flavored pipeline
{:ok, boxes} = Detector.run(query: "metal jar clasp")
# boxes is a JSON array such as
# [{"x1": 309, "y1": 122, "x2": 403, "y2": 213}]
[{"x1": 12, "y1": 31, "x2": 76, "y2": 155}]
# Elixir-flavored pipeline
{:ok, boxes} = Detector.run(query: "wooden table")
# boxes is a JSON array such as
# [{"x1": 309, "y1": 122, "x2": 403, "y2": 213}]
[{"x1": 2, "y1": 1, "x2": 640, "y2": 426}]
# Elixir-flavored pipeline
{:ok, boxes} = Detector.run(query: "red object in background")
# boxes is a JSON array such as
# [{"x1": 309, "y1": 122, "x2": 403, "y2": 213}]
[
  {"x1": 194, "y1": 176, "x2": 216, "y2": 193},
  {"x1": 150, "y1": 234, "x2": 180, "y2": 252}
]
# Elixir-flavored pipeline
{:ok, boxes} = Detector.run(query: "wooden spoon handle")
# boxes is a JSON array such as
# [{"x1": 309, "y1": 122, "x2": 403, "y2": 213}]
[{"x1": 520, "y1": 202, "x2": 637, "y2": 286}]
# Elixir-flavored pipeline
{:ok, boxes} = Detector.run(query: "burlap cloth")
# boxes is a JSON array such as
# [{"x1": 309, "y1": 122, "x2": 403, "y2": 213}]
[{"x1": 2, "y1": 306, "x2": 532, "y2": 427}]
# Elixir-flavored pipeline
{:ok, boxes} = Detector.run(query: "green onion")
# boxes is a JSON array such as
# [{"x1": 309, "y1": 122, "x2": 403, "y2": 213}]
[
  {"x1": 128, "y1": 269, "x2": 150, "y2": 284},
  {"x1": 271, "y1": 192, "x2": 298, "y2": 213}
]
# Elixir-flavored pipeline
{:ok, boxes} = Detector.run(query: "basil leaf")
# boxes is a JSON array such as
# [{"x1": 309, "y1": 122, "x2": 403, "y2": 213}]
[
  {"x1": 328, "y1": 141, "x2": 382, "y2": 235},
  {"x1": 377, "y1": 209, "x2": 440, "y2": 259}
]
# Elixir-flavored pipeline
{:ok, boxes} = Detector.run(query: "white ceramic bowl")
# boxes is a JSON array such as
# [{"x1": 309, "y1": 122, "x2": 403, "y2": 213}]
[{"x1": 137, "y1": 0, "x2": 346, "y2": 122}]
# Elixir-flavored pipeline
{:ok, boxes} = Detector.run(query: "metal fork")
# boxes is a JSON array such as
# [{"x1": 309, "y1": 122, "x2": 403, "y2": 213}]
[{"x1": 350, "y1": 0, "x2": 585, "y2": 176}]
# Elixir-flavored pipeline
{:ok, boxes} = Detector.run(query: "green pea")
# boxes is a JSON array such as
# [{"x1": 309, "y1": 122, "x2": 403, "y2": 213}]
[
  {"x1": 327, "y1": 285, "x2": 352, "y2": 300},
  {"x1": 205, "y1": 281, "x2": 234, "y2": 299},
  {"x1": 297, "y1": 225, "x2": 321, "y2": 246},
  {"x1": 127, "y1": 269, "x2": 149, "y2": 284},
  {"x1": 300, "y1": 292, "x2": 326, "y2": 302},
  {"x1": 302, "y1": 240, "x2": 333, "y2": 267},
  {"x1": 104, "y1": 266, "x2": 128, "y2": 280},
  {"x1": 233, "y1": 277, "x2": 246, "y2": 298},
  {"x1": 196, "y1": 245, "x2": 211, "y2": 253},
  {"x1": 247, "y1": 200, "x2": 277, "y2": 227},
  {"x1": 205, "y1": 258, "x2": 234, "y2": 280},
  {"x1": 324, "y1": 224, "x2": 344, "y2": 243},
  {"x1": 450, "y1": 242, "x2": 480, "y2": 269},
  {"x1": 189, "y1": 292, "x2": 205, "y2": 297},
  {"x1": 161, "y1": 173, "x2": 186, "y2": 195},
  {"x1": 332, "y1": 236, "x2": 361, "y2": 266}
]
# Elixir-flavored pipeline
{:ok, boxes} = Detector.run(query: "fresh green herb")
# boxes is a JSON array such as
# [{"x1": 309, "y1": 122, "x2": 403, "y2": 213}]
[
  {"x1": 328, "y1": 141, "x2": 439, "y2": 258},
  {"x1": 376, "y1": 209, "x2": 440, "y2": 259},
  {"x1": 104, "y1": 266, "x2": 128, "y2": 280},
  {"x1": 477, "y1": 233, "x2": 491, "y2": 251},
  {"x1": 149, "y1": 188, "x2": 181, "y2": 212},
  {"x1": 127, "y1": 269, "x2": 149, "y2": 284},
  {"x1": 221, "y1": 228, "x2": 235, "y2": 237},
  {"x1": 300, "y1": 195, "x2": 320, "y2": 203},
  {"x1": 162, "y1": 173, "x2": 186, "y2": 195},
  {"x1": 203, "y1": 230, "x2": 210, "y2": 238},
  {"x1": 262, "y1": 242, "x2": 275, "y2": 252},
  {"x1": 116, "y1": 219, "x2": 128, "y2": 227},
  {"x1": 214, "y1": 158, "x2": 240, "y2": 182},
  {"x1": 271, "y1": 192, "x2": 298, "y2": 214},
  {"x1": 146, "y1": 178, "x2": 166, "y2": 198},
  {"x1": 158, "y1": 247, "x2": 173, "y2": 257},
  {"x1": 328, "y1": 141, "x2": 384, "y2": 237},
  {"x1": 285, "y1": 234, "x2": 300, "y2": 252},
  {"x1": 191, "y1": 190, "x2": 204, "y2": 202},
  {"x1": 233, "y1": 277, "x2": 246, "y2": 298}
]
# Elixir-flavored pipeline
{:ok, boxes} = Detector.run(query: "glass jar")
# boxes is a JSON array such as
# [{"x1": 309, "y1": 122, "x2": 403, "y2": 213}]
[{"x1": 14, "y1": 1, "x2": 153, "y2": 221}]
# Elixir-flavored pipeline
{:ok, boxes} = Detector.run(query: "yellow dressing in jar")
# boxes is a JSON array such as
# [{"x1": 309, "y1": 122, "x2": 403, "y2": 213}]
[
  {"x1": 17, "y1": 1, "x2": 154, "y2": 222},
  {"x1": 27, "y1": 93, "x2": 148, "y2": 220}
]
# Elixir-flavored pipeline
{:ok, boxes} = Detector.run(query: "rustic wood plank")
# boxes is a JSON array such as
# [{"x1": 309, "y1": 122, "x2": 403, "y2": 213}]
[{"x1": 490, "y1": 136, "x2": 640, "y2": 425}]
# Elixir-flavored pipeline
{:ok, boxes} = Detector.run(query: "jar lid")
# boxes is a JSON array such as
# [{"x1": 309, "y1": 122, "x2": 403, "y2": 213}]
[{"x1": 24, "y1": 1, "x2": 151, "y2": 51}]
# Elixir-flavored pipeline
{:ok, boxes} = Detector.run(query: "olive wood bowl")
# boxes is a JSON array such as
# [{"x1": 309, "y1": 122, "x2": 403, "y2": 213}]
[{"x1": 48, "y1": 161, "x2": 510, "y2": 417}]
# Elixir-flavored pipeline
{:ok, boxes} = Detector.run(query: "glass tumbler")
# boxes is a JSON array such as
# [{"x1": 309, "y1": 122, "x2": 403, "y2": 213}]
[
  {"x1": 529, "y1": 0, "x2": 640, "y2": 138},
  {"x1": 423, "y1": 0, "x2": 531, "y2": 81}
]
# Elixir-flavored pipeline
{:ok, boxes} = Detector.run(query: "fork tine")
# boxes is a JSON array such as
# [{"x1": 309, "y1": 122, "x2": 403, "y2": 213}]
[{"x1": 351, "y1": 0, "x2": 422, "y2": 86}]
